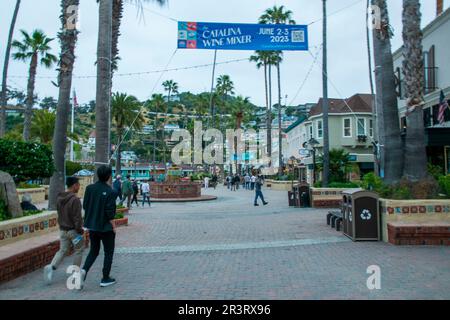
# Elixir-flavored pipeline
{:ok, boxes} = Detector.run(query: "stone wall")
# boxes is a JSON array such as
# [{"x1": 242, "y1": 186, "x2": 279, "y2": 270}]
[
  {"x1": 379, "y1": 199, "x2": 450, "y2": 242},
  {"x1": 16, "y1": 188, "x2": 46, "y2": 204},
  {"x1": 0, "y1": 211, "x2": 58, "y2": 246}
]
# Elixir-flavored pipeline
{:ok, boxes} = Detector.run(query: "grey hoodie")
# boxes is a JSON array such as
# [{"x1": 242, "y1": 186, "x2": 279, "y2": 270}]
[{"x1": 56, "y1": 191, "x2": 83, "y2": 234}]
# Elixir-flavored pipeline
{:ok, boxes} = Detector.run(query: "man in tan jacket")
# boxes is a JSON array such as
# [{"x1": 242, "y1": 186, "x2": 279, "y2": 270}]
[{"x1": 44, "y1": 176, "x2": 85, "y2": 287}]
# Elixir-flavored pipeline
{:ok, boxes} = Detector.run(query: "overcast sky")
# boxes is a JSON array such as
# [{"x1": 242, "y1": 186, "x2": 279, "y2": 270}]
[{"x1": 1, "y1": 0, "x2": 447, "y2": 107}]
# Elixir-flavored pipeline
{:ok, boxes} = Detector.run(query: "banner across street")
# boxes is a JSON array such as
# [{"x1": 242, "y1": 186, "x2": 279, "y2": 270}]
[{"x1": 177, "y1": 21, "x2": 309, "y2": 51}]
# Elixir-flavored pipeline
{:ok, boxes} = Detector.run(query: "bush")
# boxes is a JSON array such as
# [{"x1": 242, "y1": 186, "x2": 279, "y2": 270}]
[
  {"x1": 360, "y1": 172, "x2": 384, "y2": 191},
  {"x1": 428, "y1": 163, "x2": 444, "y2": 181},
  {"x1": 0, "y1": 199, "x2": 10, "y2": 222},
  {"x1": 22, "y1": 210, "x2": 43, "y2": 217},
  {"x1": 66, "y1": 161, "x2": 83, "y2": 176},
  {"x1": 114, "y1": 213, "x2": 124, "y2": 220},
  {"x1": 17, "y1": 182, "x2": 42, "y2": 189},
  {"x1": 314, "y1": 181, "x2": 359, "y2": 188},
  {"x1": 438, "y1": 175, "x2": 450, "y2": 197},
  {"x1": 0, "y1": 139, "x2": 54, "y2": 183}
]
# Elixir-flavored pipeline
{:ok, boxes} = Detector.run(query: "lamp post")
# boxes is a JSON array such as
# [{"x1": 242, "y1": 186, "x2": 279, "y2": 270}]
[{"x1": 307, "y1": 138, "x2": 319, "y2": 185}]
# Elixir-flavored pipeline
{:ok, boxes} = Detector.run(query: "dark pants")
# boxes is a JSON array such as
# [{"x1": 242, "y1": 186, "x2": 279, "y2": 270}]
[
  {"x1": 131, "y1": 193, "x2": 139, "y2": 206},
  {"x1": 251, "y1": 182, "x2": 255, "y2": 190},
  {"x1": 254, "y1": 190, "x2": 266, "y2": 204},
  {"x1": 82, "y1": 231, "x2": 115, "y2": 279}
]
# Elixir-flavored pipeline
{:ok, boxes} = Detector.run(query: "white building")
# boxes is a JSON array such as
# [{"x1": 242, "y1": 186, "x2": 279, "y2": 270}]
[{"x1": 393, "y1": 6, "x2": 450, "y2": 174}]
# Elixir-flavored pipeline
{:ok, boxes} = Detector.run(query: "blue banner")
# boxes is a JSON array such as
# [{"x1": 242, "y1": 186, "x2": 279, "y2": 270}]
[{"x1": 178, "y1": 21, "x2": 308, "y2": 51}]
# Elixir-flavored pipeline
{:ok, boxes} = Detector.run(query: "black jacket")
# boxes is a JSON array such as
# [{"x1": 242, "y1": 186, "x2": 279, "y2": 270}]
[{"x1": 83, "y1": 181, "x2": 118, "y2": 232}]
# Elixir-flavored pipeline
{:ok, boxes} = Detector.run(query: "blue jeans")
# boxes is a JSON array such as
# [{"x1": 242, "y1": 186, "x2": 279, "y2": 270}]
[
  {"x1": 254, "y1": 190, "x2": 266, "y2": 204},
  {"x1": 142, "y1": 192, "x2": 151, "y2": 207}
]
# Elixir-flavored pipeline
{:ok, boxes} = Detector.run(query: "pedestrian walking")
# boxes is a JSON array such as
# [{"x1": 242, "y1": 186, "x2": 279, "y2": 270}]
[
  {"x1": 141, "y1": 179, "x2": 151, "y2": 207},
  {"x1": 226, "y1": 175, "x2": 231, "y2": 189},
  {"x1": 131, "y1": 179, "x2": 139, "y2": 208},
  {"x1": 234, "y1": 174, "x2": 240, "y2": 191},
  {"x1": 254, "y1": 174, "x2": 268, "y2": 206},
  {"x1": 112, "y1": 175, "x2": 122, "y2": 204},
  {"x1": 245, "y1": 174, "x2": 251, "y2": 190},
  {"x1": 121, "y1": 175, "x2": 133, "y2": 209},
  {"x1": 204, "y1": 175, "x2": 210, "y2": 189},
  {"x1": 81, "y1": 165, "x2": 118, "y2": 288},
  {"x1": 250, "y1": 174, "x2": 256, "y2": 190},
  {"x1": 44, "y1": 177, "x2": 84, "y2": 287},
  {"x1": 211, "y1": 174, "x2": 218, "y2": 190}
]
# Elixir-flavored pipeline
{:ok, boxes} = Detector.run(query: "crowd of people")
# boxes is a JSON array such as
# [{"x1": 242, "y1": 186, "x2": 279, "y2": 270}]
[
  {"x1": 112, "y1": 175, "x2": 151, "y2": 209},
  {"x1": 225, "y1": 173, "x2": 268, "y2": 206}
]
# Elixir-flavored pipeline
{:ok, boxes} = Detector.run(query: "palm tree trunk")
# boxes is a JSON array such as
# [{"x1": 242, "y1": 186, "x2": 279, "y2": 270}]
[
  {"x1": 402, "y1": 0, "x2": 427, "y2": 181},
  {"x1": 263, "y1": 62, "x2": 270, "y2": 161},
  {"x1": 49, "y1": 0, "x2": 80, "y2": 210},
  {"x1": 372, "y1": 0, "x2": 404, "y2": 184},
  {"x1": 95, "y1": 0, "x2": 113, "y2": 173},
  {"x1": 23, "y1": 53, "x2": 38, "y2": 141},
  {"x1": 277, "y1": 61, "x2": 283, "y2": 176},
  {"x1": 0, "y1": 0, "x2": 21, "y2": 137},
  {"x1": 322, "y1": 0, "x2": 330, "y2": 187},
  {"x1": 366, "y1": 0, "x2": 379, "y2": 175},
  {"x1": 111, "y1": 0, "x2": 123, "y2": 75}
]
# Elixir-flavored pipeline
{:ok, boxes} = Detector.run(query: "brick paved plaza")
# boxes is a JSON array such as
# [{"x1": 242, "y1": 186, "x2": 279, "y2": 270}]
[{"x1": 0, "y1": 187, "x2": 449, "y2": 300}]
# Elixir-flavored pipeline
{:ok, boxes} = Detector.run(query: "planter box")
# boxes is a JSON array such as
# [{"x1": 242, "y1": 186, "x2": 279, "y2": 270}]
[
  {"x1": 16, "y1": 187, "x2": 46, "y2": 204},
  {"x1": 310, "y1": 188, "x2": 360, "y2": 208},
  {"x1": 379, "y1": 198, "x2": 450, "y2": 243},
  {"x1": 41, "y1": 185, "x2": 50, "y2": 200},
  {"x1": 112, "y1": 217, "x2": 128, "y2": 228},
  {"x1": 265, "y1": 180, "x2": 295, "y2": 191},
  {"x1": 116, "y1": 207, "x2": 129, "y2": 215},
  {"x1": 0, "y1": 211, "x2": 58, "y2": 247}
]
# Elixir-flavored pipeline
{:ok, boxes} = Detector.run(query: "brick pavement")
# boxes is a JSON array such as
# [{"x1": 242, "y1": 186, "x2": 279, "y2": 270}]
[{"x1": 0, "y1": 186, "x2": 449, "y2": 300}]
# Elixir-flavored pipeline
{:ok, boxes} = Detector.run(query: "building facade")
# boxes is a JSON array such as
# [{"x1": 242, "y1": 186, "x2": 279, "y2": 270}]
[{"x1": 393, "y1": 7, "x2": 450, "y2": 174}]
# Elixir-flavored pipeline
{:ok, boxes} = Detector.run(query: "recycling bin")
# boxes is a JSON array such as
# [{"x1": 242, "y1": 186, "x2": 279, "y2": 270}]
[{"x1": 342, "y1": 189, "x2": 380, "y2": 241}]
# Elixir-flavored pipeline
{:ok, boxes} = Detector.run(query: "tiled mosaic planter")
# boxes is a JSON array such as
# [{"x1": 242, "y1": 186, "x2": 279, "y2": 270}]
[
  {"x1": 0, "y1": 211, "x2": 58, "y2": 247},
  {"x1": 16, "y1": 187, "x2": 46, "y2": 204},
  {"x1": 112, "y1": 217, "x2": 128, "y2": 228},
  {"x1": 379, "y1": 199, "x2": 450, "y2": 242}
]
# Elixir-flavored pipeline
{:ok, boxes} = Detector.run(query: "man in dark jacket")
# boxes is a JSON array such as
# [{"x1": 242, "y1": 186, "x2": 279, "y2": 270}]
[
  {"x1": 44, "y1": 177, "x2": 84, "y2": 286},
  {"x1": 254, "y1": 174, "x2": 269, "y2": 206},
  {"x1": 81, "y1": 165, "x2": 118, "y2": 287},
  {"x1": 112, "y1": 175, "x2": 122, "y2": 203}
]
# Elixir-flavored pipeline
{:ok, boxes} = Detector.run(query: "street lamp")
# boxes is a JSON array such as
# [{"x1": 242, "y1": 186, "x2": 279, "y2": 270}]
[{"x1": 306, "y1": 138, "x2": 319, "y2": 184}]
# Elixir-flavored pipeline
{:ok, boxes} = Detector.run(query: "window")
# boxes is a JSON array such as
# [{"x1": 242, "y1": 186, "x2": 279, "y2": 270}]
[
  {"x1": 309, "y1": 125, "x2": 313, "y2": 139},
  {"x1": 343, "y1": 118, "x2": 352, "y2": 137},
  {"x1": 317, "y1": 120, "x2": 323, "y2": 138},
  {"x1": 369, "y1": 119, "x2": 374, "y2": 137},
  {"x1": 357, "y1": 118, "x2": 366, "y2": 136}
]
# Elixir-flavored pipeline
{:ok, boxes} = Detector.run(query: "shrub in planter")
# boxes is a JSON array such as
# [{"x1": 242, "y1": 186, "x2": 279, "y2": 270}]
[
  {"x1": 17, "y1": 182, "x2": 42, "y2": 189},
  {"x1": 438, "y1": 175, "x2": 450, "y2": 198},
  {"x1": 114, "y1": 213, "x2": 124, "y2": 220},
  {"x1": 0, "y1": 139, "x2": 54, "y2": 183},
  {"x1": 0, "y1": 199, "x2": 10, "y2": 221}
]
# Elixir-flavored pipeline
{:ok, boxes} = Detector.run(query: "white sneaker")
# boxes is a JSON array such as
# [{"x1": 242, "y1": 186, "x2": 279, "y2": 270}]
[{"x1": 43, "y1": 265, "x2": 53, "y2": 285}]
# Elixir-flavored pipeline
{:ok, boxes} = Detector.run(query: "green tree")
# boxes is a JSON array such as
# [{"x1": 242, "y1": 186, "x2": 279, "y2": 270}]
[
  {"x1": 0, "y1": 0, "x2": 21, "y2": 137},
  {"x1": 402, "y1": 0, "x2": 427, "y2": 181},
  {"x1": 12, "y1": 30, "x2": 57, "y2": 141},
  {"x1": 39, "y1": 96, "x2": 58, "y2": 110},
  {"x1": 112, "y1": 93, "x2": 145, "y2": 175},
  {"x1": 316, "y1": 149, "x2": 352, "y2": 183},
  {"x1": 30, "y1": 109, "x2": 56, "y2": 144}
]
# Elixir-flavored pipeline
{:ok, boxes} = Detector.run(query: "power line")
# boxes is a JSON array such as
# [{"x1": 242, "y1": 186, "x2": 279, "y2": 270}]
[{"x1": 308, "y1": 0, "x2": 365, "y2": 26}]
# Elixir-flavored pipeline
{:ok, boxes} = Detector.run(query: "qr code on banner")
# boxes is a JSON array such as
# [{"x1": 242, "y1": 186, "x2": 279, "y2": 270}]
[{"x1": 291, "y1": 30, "x2": 305, "y2": 42}]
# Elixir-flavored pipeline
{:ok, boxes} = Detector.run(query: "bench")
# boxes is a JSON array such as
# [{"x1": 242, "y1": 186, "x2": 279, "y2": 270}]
[
  {"x1": 387, "y1": 222, "x2": 450, "y2": 246},
  {"x1": 327, "y1": 210, "x2": 343, "y2": 231}
]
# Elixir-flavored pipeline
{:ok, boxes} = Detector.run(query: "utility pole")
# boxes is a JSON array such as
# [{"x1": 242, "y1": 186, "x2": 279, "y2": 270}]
[{"x1": 322, "y1": 0, "x2": 330, "y2": 187}]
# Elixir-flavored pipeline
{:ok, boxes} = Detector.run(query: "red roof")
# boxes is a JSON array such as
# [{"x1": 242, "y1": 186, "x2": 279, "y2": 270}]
[{"x1": 309, "y1": 94, "x2": 374, "y2": 117}]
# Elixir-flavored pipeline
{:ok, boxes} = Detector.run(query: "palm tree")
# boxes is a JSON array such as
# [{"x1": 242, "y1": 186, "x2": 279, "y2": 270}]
[
  {"x1": 49, "y1": 0, "x2": 80, "y2": 210},
  {"x1": 95, "y1": 0, "x2": 114, "y2": 172},
  {"x1": 259, "y1": 5, "x2": 295, "y2": 176},
  {"x1": 216, "y1": 75, "x2": 234, "y2": 177},
  {"x1": 0, "y1": 0, "x2": 21, "y2": 137},
  {"x1": 146, "y1": 93, "x2": 168, "y2": 170},
  {"x1": 321, "y1": 0, "x2": 330, "y2": 186},
  {"x1": 229, "y1": 96, "x2": 253, "y2": 174},
  {"x1": 112, "y1": 93, "x2": 145, "y2": 175},
  {"x1": 371, "y1": 0, "x2": 404, "y2": 184},
  {"x1": 31, "y1": 109, "x2": 56, "y2": 144},
  {"x1": 12, "y1": 30, "x2": 57, "y2": 141},
  {"x1": 162, "y1": 80, "x2": 178, "y2": 172},
  {"x1": 250, "y1": 51, "x2": 272, "y2": 161},
  {"x1": 402, "y1": 0, "x2": 428, "y2": 181}
]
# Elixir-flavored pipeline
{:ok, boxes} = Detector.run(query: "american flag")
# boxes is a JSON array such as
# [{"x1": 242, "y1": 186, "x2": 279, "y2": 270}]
[
  {"x1": 438, "y1": 90, "x2": 449, "y2": 125},
  {"x1": 72, "y1": 89, "x2": 78, "y2": 108}
]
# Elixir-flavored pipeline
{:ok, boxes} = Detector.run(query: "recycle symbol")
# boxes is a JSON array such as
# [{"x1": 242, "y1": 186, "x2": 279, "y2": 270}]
[{"x1": 361, "y1": 209, "x2": 372, "y2": 220}]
